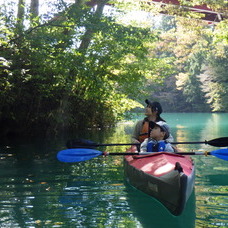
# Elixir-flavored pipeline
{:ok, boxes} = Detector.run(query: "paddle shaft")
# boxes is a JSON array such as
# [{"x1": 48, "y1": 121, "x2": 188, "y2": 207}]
[
  {"x1": 172, "y1": 141, "x2": 207, "y2": 144},
  {"x1": 104, "y1": 152, "x2": 211, "y2": 156},
  {"x1": 57, "y1": 148, "x2": 228, "y2": 162},
  {"x1": 87, "y1": 141, "x2": 207, "y2": 147},
  {"x1": 67, "y1": 137, "x2": 228, "y2": 149}
]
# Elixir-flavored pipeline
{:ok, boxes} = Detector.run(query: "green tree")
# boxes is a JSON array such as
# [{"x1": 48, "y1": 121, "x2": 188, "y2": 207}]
[
  {"x1": 144, "y1": 1, "x2": 228, "y2": 112},
  {"x1": 138, "y1": 0, "x2": 227, "y2": 113},
  {"x1": 0, "y1": 0, "x2": 174, "y2": 136},
  {"x1": 200, "y1": 20, "x2": 228, "y2": 112}
]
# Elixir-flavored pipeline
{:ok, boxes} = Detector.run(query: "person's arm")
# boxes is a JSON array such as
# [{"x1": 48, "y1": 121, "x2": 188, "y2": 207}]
[
  {"x1": 165, "y1": 143, "x2": 175, "y2": 153},
  {"x1": 140, "y1": 138, "x2": 148, "y2": 153}
]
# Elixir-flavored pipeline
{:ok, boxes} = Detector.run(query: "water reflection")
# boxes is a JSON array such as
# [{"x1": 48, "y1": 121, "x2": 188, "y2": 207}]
[
  {"x1": 125, "y1": 182, "x2": 196, "y2": 228},
  {"x1": 194, "y1": 155, "x2": 228, "y2": 228},
  {"x1": 164, "y1": 113, "x2": 228, "y2": 152},
  {"x1": 0, "y1": 113, "x2": 227, "y2": 227},
  {"x1": 59, "y1": 157, "x2": 139, "y2": 227}
]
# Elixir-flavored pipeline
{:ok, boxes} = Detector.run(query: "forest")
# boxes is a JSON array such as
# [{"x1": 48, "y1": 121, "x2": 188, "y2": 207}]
[{"x1": 0, "y1": 0, "x2": 228, "y2": 137}]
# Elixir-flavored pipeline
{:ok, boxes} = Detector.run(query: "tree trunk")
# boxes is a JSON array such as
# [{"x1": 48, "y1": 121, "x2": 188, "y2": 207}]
[
  {"x1": 17, "y1": 0, "x2": 25, "y2": 29},
  {"x1": 30, "y1": 0, "x2": 39, "y2": 18},
  {"x1": 78, "y1": 0, "x2": 109, "y2": 52}
]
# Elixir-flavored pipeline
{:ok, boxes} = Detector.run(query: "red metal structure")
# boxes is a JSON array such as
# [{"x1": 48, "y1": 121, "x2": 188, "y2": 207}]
[
  {"x1": 146, "y1": 0, "x2": 226, "y2": 23},
  {"x1": 88, "y1": 0, "x2": 227, "y2": 23}
]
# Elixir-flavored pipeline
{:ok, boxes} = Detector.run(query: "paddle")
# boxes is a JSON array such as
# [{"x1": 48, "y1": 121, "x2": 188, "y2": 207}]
[
  {"x1": 57, "y1": 148, "x2": 228, "y2": 163},
  {"x1": 66, "y1": 137, "x2": 228, "y2": 149}
]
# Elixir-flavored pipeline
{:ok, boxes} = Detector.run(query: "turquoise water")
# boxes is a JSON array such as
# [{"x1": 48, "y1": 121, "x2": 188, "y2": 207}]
[{"x1": 0, "y1": 113, "x2": 228, "y2": 227}]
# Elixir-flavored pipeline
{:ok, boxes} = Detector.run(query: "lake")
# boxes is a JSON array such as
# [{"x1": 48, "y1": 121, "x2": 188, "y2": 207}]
[{"x1": 0, "y1": 113, "x2": 228, "y2": 227}]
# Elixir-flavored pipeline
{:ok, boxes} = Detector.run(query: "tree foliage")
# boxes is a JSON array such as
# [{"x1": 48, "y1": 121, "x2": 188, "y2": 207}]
[
  {"x1": 0, "y1": 0, "x2": 173, "y2": 137},
  {"x1": 149, "y1": 12, "x2": 228, "y2": 112},
  {"x1": 0, "y1": 0, "x2": 228, "y2": 137}
]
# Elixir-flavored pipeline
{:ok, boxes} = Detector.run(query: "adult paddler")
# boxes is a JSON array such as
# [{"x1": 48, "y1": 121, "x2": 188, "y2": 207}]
[{"x1": 132, "y1": 99, "x2": 174, "y2": 143}]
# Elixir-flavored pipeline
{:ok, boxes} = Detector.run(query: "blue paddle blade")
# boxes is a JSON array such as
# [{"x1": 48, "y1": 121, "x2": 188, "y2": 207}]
[
  {"x1": 211, "y1": 148, "x2": 228, "y2": 161},
  {"x1": 57, "y1": 148, "x2": 103, "y2": 163}
]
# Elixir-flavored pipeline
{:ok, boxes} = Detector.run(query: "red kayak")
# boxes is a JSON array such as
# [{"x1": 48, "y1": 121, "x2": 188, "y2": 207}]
[{"x1": 124, "y1": 147, "x2": 195, "y2": 216}]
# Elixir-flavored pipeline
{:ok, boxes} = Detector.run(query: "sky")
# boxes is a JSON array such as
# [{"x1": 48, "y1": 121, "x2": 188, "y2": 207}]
[{"x1": 1, "y1": 0, "x2": 161, "y2": 28}]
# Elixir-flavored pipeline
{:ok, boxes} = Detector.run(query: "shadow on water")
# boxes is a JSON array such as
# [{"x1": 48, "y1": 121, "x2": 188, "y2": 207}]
[
  {"x1": 207, "y1": 174, "x2": 228, "y2": 186},
  {"x1": 125, "y1": 181, "x2": 196, "y2": 228}
]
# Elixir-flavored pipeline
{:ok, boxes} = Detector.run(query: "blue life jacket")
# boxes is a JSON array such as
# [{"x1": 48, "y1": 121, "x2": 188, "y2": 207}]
[{"x1": 146, "y1": 141, "x2": 166, "y2": 152}]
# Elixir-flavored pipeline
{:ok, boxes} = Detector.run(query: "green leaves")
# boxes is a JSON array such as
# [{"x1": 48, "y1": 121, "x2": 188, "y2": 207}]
[
  {"x1": 1, "y1": 0, "x2": 227, "y2": 136},
  {"x1": 0, "y1": 0, "x2": 174, "y2": 135}
]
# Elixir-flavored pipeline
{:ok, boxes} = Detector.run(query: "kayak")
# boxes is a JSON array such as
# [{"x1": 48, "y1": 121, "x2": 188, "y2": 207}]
[{"x1": 124, "y1": 146, "x2": 195, "y2": 216}]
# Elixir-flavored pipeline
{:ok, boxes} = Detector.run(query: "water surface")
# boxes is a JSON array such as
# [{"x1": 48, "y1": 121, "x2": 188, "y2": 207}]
[{"x1": 0, "y1": 113, "x2": 227, "y2": 227}]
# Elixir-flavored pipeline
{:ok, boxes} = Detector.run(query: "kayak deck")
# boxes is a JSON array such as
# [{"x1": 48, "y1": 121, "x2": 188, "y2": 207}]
[{"x1": 125, "y1": 152, "x2": 193, "y2": 177}]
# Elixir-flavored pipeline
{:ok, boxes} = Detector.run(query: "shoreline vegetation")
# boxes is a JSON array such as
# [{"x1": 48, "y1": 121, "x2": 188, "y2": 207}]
[
  {"x1": 1, "y1": 111, "x2": 227, "y2": 139},
  {"x1": 1, "y1": 1, "x2": 228, "y2": 138}
]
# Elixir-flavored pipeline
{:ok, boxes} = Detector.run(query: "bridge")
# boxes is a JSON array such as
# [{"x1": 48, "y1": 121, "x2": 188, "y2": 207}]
[{"x1": 87, "y1": 0, "x2": 227, "y2": 23}]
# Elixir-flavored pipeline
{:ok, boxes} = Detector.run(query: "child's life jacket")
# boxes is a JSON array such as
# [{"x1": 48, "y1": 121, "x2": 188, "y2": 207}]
[{"x1": 146, "y1": 140, "x2": 166, "y2": 152}]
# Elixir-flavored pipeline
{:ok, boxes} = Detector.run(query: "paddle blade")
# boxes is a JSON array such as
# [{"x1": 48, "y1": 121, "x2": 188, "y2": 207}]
[
  {"x1": 207, "y1": 137, "x2": 228, "y2": 147},
  {"x1": 57, "y1": 149, "x2": 102, "y2": 163},
  {"x1": 210, "y1": 148, "x2": 228, "y2": 161}
]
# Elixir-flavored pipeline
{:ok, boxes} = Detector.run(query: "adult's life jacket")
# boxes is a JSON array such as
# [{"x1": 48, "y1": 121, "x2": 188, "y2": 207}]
[
  {"x1": 139, "y1": 121, "x2": 149, "y2": 143},
  {"x1": 147, "y1": 140, "x2": 167, "y2": 152}
]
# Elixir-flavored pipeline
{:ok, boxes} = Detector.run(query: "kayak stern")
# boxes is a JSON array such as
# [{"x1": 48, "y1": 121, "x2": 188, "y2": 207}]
[{"x1": 124, "y1": 152, "x2": 195, "y2": 216}]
